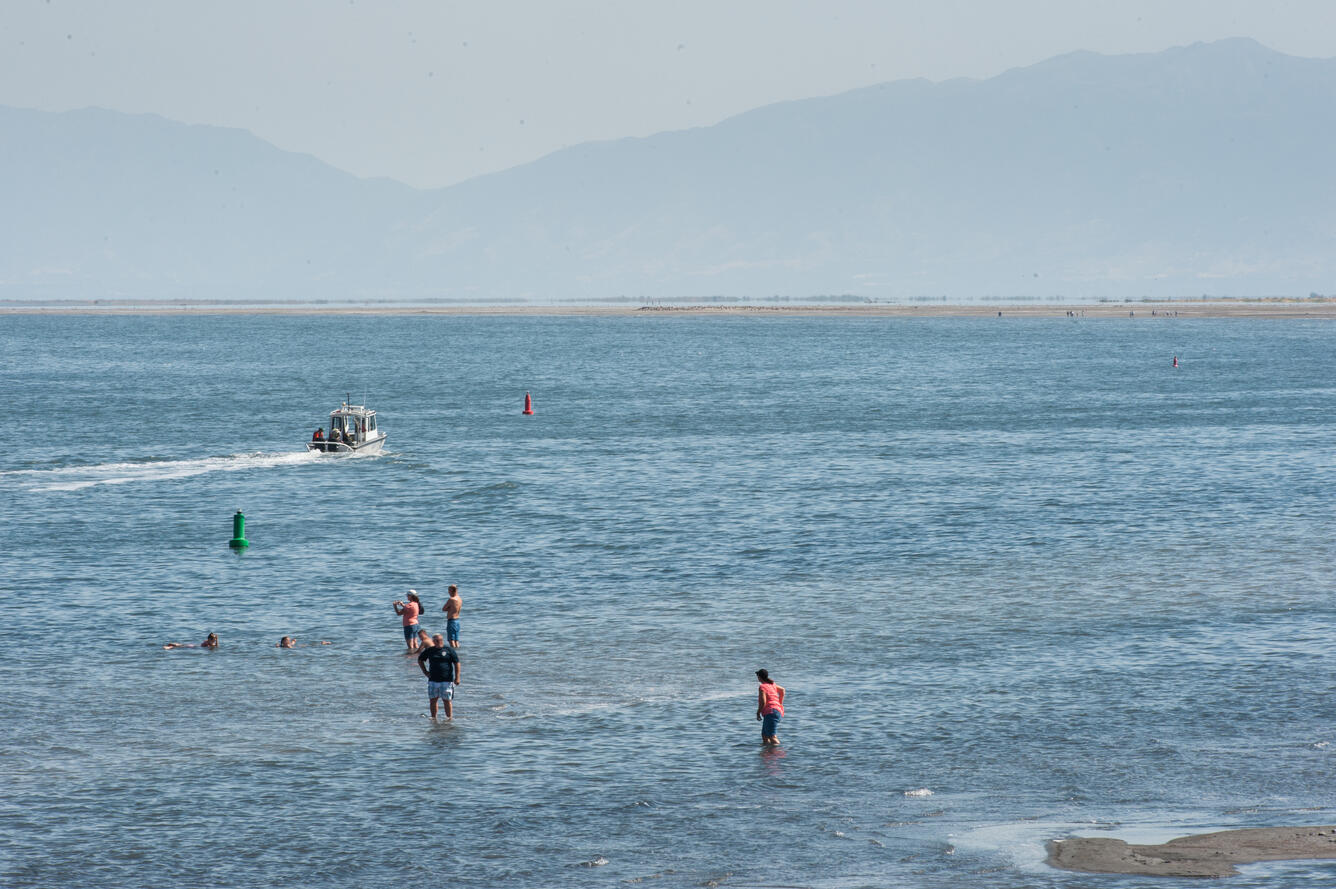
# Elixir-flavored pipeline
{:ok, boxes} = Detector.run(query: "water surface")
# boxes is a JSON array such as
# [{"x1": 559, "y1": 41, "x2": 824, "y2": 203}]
[{"x1": 3, "y1": 314, "x2": 1336, "y2": 887}]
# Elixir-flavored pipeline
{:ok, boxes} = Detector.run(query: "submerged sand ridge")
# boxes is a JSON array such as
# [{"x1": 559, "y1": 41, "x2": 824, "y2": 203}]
[
  {"x1": 1048, "y1": 826, "x2": 1336, "y2": 877},
  {"x1": 5, "y1": 299, "x2": 1336, "y2": 318}
]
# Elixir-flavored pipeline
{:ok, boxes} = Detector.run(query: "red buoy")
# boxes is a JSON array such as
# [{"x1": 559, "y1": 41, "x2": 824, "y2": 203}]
[
  {"x1": 1172, "y1": 356, "x2": 1178, "y2": 368},
  {"x1": 523, "y1": 392, "x2": 534, "y2": 415}
]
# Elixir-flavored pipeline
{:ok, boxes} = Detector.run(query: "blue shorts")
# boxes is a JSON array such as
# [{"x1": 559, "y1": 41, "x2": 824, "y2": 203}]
[
  {"x1": 403, "y1": 623, "x2": 419, "y2": 642},
  {"x1": 427, "y1": 680, "x2": 455, "y2": 700},
  {"x1": 446, "y1": 618, "x2": 460, "y2": 643},
  {"x1": 761, "y1": 711, "x2": 781, "y2": 737}
]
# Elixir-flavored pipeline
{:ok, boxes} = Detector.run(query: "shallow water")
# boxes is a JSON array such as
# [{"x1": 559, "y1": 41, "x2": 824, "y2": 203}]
[{"x1": 4, "y1": 314, "x2": 1336, "y2": 887}]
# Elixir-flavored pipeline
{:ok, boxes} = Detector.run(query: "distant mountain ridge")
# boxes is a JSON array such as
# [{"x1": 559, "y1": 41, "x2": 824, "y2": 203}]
[{"x1": 4, "y1": 38, "x2": 1333, "y2": 300}]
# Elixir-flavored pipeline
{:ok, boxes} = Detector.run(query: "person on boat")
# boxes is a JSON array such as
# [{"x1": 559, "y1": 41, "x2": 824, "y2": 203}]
[
  {"x1": 393, "y1": 590, "x2": 423, "y2": 650},
  {"x1": 755, "y1": 669, "x2": 785, "y2": 746},
  {"x1": 312, "y1": 428, "x2": 324, "y2": 442},
  {"x1": 417, "y1": 633, "x2": 460, "y2": 720}
]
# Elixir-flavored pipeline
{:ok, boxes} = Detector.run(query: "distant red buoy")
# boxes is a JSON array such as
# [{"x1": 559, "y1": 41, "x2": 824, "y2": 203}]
[
  {"x1": 1172, "y1": 356, "x2": 1178, "y2": 368},
  {"x1": 523, "y1": 392, "x2": 534, "y2": 415}
]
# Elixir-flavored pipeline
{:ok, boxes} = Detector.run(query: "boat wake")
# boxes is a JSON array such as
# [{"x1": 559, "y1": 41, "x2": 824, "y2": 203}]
[{"x1": 9, "y1": 451, "x2": 320, "y2": 492}]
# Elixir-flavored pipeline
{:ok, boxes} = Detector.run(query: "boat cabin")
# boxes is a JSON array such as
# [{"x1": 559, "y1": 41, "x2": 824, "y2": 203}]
[{"x1": 329, "y1": 407, "x2": 377, "y2": 444}]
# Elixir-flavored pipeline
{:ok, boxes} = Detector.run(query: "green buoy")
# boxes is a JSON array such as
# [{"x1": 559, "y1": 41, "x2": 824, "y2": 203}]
[{"x1": 228, "y1": 509, "x2": 249, "y2": 548}]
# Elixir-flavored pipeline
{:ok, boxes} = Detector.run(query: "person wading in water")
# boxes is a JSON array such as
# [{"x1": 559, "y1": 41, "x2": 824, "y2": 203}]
[{"x1": 755, "y1": 669, "x2": 785, "y2": 746}]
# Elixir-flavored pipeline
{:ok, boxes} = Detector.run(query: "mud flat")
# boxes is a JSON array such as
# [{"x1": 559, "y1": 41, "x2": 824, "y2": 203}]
[
  {"x1": 5, "y1": 299, "x2": 1336, "y2": 318},
  {"x1": 1048, "y1": 826, "x2": 1336, "y2": 877}
]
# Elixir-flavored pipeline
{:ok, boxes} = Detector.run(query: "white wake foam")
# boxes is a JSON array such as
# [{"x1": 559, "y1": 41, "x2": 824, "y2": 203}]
[{"x1": 9, "y1": 451, "x2": 319, "y2": 492}]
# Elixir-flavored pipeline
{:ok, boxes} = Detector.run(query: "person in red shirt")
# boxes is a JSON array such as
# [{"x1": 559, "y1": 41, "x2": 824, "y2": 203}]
[
  {"x1": 393, "y1": 590, "x2": 424, "y2": 650},
  {"x1": 755, "y1": 669, "x2": 786, "y2": 746}
]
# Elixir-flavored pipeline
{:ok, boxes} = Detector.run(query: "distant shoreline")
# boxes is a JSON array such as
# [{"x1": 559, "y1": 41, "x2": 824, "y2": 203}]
[{"x1": 4, "y1": 299, "x2": 1336, "y2": 319}]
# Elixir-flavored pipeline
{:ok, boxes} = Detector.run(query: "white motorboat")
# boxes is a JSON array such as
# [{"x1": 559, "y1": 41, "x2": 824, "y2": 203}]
[{"x1": 307, "y1": 396, "x2": 387, "y2": 454}]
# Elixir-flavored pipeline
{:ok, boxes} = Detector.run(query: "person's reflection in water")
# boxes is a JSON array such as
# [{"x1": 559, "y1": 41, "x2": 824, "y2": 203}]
[{"x1": 759, "y1": 745, "x2": 786, "y2": 777}]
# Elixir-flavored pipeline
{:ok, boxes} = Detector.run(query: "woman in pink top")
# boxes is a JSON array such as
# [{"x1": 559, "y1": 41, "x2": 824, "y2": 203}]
[
  {"x1": 755, "y1": 669, "x2": 785, "y2": 746},
  {"x1": 393, "y1": 590, "x2": 424, "y2": 650}
]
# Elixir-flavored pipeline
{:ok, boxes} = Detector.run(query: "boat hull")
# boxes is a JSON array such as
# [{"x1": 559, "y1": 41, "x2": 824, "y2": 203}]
[{"x1": 306, "y1": 434, "x2": 386, "y2": 455}]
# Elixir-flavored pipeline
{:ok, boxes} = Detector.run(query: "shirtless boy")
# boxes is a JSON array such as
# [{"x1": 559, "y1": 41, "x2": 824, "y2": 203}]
[
  {"x1": 164, "y1": 632, "x2": 218, "y2": 650},
  {"x1": 278, "y1": 636, "x2": 331, "y2": 648},
  {"x1": 442, "y1": 584, "x2": 462, "y2": 648}
]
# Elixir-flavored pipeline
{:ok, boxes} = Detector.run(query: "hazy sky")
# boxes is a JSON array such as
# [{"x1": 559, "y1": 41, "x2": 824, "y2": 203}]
[{"x1": 4, "y1": 1, "x2": 1335, "y2": 188}]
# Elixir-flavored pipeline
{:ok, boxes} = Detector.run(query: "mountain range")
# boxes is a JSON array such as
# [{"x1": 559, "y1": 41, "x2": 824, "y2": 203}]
[{"x1": 4, "y1": 38, "x2": 1333, "y2": 301}]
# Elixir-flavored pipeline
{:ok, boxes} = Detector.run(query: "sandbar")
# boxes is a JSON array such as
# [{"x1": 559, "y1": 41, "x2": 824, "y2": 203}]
[
  {"x1": 1048, "y1": 826, "x2": 1336, "y2": 877},
  {"x1": 3, "y1": 298, "x2": 1336, "y2": 318}
]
